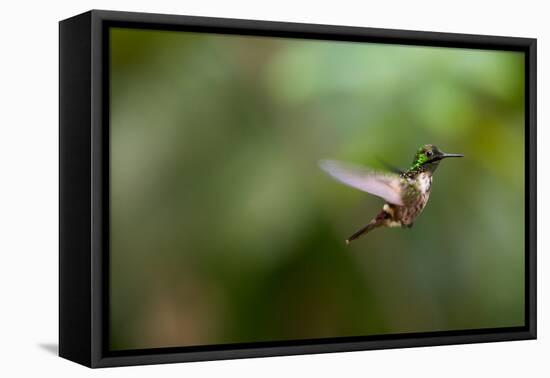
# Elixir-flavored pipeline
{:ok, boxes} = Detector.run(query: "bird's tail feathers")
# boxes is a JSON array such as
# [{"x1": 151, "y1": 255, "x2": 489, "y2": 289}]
[
  {"x1": 346, "y1": 221, "x2": 379, "y2": 244},
  {"x1": 346, "y1": 209, "x2": 392, "y2": 244}
]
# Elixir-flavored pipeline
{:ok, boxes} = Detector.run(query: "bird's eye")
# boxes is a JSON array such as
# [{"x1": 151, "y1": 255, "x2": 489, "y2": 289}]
[{"x1": 426, "y1": 151, "x2": 433, "y2": 158}]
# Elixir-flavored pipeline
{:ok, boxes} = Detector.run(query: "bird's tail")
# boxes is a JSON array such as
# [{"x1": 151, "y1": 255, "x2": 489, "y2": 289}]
[
  {"x1": 346, "y1": 209, "x2": 390, "y2": 244},
  {"x1": 346, "y1": 221, "x2": 379, "y2": 244}
]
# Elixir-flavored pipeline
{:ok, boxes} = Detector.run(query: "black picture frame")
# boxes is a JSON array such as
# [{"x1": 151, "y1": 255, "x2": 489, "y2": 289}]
[{"x1": 59, "y1": 9, "x2": 537, "y2": 368}]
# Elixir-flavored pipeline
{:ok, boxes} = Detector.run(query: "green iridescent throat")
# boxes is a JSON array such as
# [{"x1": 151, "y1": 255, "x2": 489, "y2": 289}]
[{"x1": 409, "y1": 153, "x2": 429, "y2": 171}]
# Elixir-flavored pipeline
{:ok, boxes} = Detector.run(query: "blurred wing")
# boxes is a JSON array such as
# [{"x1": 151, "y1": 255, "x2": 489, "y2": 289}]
[
  {"x1": 376, "y1": 157, "x2": 405, "y2": 175},
  {"x1": 319, "y1": 160, "x2": 404, "y2": 206}
]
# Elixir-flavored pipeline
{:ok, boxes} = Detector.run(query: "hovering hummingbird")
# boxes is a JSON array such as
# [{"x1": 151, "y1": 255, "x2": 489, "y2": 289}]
[{"x1": 319, "y1": 144, "x2": 463, "y2": 244}]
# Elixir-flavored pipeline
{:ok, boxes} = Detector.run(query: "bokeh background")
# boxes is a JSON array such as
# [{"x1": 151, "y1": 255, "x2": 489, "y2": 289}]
[{"x1": 109, "y1": 27, "x2": 525, "y2": 351}]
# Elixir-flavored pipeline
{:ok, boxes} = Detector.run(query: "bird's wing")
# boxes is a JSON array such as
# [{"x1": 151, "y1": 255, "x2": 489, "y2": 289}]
[
  {"x1": 376, "y1": 157, "x2": 405, "y2": 175},
  {"x1": 319, "y1": 159, "x2": 405, "y2": 206}
]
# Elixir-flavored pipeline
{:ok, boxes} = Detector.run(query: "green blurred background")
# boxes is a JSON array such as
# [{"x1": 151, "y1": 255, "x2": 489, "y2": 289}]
[{"x1": 109, "y1": 27, "x2": 525, "y2": 351}]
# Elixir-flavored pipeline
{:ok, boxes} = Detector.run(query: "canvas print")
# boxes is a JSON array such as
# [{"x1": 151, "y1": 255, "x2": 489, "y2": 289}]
[{"x1": 109, "y1": 27, "x2": 525, "y2": 351}]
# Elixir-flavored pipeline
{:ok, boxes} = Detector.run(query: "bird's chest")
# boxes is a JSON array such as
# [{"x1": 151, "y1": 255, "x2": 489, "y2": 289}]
[
  {"x1": 397, "y1": 173, "x2": 432, "y2": 225},
  {"x1": 413, "y1": 173, "x2": 432, "y2": 212},
  {"x1": 416, "y1": 172, "x2": 433, "y2": 194}
]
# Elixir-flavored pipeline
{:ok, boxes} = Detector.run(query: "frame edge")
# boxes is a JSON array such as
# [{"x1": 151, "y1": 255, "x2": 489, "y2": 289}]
[{"x1": 59, "y1": 11, "x2": 94, "y2": 368}]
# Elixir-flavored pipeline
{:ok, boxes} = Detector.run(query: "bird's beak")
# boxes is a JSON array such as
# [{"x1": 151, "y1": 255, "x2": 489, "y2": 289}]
[
  {"x1": 441, "y1": 153, "x2": 464, "y2": 159},
  {"x1": 429, "y1": 152, "x2": 464, "y2": 163}
]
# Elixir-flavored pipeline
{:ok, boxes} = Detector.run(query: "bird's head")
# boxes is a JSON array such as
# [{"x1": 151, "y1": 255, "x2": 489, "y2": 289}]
[{"x1": 410, "y1": 144, "x2": 464, "y2": 172}]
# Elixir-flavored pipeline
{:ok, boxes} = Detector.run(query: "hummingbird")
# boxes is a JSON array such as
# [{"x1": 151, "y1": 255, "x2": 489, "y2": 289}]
[{"x1": 319, "y1": 144, "x2": 463, "y2": 244}]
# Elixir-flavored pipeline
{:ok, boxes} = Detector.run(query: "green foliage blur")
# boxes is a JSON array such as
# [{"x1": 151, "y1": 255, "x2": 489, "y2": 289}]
[{"x1": 109, "y1": 27, "x2": 525, "y2": 350}]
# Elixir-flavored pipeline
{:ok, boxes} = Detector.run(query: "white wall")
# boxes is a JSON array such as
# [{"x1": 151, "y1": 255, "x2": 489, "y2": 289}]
[{"x1": 0, "y1": 0, "x2": 546, "y2": 376}]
